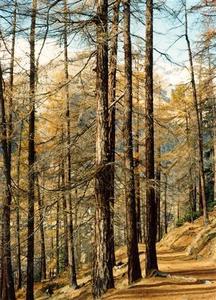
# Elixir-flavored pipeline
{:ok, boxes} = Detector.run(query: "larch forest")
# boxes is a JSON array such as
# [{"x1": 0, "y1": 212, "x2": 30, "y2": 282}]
[{"x1": 0, "y1": 0, "x2": 216, "y2": 300}]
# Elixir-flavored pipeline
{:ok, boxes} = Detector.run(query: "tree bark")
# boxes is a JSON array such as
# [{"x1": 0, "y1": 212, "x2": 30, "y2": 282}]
[
  {"x1": 92, "y1": 0, "x2": 114, "y2": 297},
  {"x1": 16, "y1": 121, "x2": 23, "y2": 290},
  {"x1": 37, "y1": 176, "x2": 46, "y2": 281},
  {"x1": 123, "y1": 0, "x2": 142, "y2": 284},
  {"x1": 185, "y1": 111, "x2": 196, "y2": 219},
  {"x1": 108, "y1": 0, "x2": 120, "y2": 268},
  {"x1": 145, "y1": 0, "x2": 159, "y2": 276},
  {"x1": 0, "y1": 64, "x2": 16, "y2": 300},
  {"x1": 26, "y1": 1, "x2": 37, "y2": 299},
  {"x1": 134, "y1": 63, "x2": 142, "y2": 243},
  {"x1": 61, "y1": 130, "x2": 69, "y2": 268}
]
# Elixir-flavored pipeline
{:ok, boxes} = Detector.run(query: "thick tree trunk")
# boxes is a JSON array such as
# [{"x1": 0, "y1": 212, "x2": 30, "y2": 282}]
[
  {"x1": 92, "y1": 0, "x2": 114, "y2": 297},
  {"x1": 108, "y1": 0, "x2": 120, "y2": 267},
  {"x1": 123, "y1": 0, "x2": 142, "y2": 284},
  {"x1": 0, "y1": 64, "x2": 16, "y2": 300},
  {"x1": 63, "y1": 0, "x2": 78, "y2": 288},
  {"x1": 184, "y1": 1, "x2": 208, "y2": 224},
  {"x1": 26, "y1": 1, "x2": 37, "y2": 299},
  {"x1": 145, "y1": 0, "x2": 159, "y2": 276}
]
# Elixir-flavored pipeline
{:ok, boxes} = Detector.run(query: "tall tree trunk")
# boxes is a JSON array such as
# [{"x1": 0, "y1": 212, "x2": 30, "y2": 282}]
[
  {"x1": 92, "y1": 0, "x2": 114, "y2": 297},
  {"x1": 123, "y1": 0, "x2": 142, "y2": 284},
  {"x1": 61, "y1": 130, "x2": 69, "y2": 268},
  {"x1": 134, "y1": 66, "x2": 142, "y2": 243},
  {"x1": 16, "y1": 121, "x2": 23, "y2": 290},
  {"x1": 60, "y1": 126, "x2": 68, "y2": 269},
  {"x1": 0, "y1": 64, "x2": 16, "y2": 300},
  {"x1": 185, "y1": 111, "x2": 196, "y2": 219},
  {"x1": 62, "y1": 162, "x2": 69, "y2": 268},
  {"x1": 108, "y1": 0, "x2": 120, "y2": 268},
  {"x1": 145, "y1": 0, "x2": 159, "y2": 276},
  {"x1": 26, "y1": 1, "x2": 37, "y2": 299},
  {"x1": 63, "y1": 0, "x2": 78, "y2": 288},
  {"x1": 184, "y1": 1, "x2": 208, "y2": 224},
  {"x1": 37, "y1": 176, "x2": 46, "y2": 281}
]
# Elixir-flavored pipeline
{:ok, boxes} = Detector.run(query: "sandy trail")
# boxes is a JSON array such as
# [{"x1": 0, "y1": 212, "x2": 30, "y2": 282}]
[
  {"x1": 103, "y1": 250, "x2": 216, "y2": 300},
  {"x1": 17, "y1": 248, "x2": 216, "y2": 300}
]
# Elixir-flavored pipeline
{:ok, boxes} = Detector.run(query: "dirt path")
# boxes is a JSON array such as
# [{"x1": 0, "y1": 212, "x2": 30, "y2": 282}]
[
  {"x1": 103, "y1": 251, "x2": 216, "y2": 300},
  {"x1": 18, "y1": 248, "x2": 216, "y2": 300}
]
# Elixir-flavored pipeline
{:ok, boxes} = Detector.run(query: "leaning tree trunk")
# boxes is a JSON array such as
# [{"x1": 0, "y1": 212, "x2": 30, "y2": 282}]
[
  {"x1": 26, "y1": 1, "x2": 37, "y2": 299},
  {"x1": 145, "y1": 0, "x2": 159, "y2": 277},
  {"x1": 92, "y1": 0, "x2": 114, "y2": 298},
  {"x1": 63, "y1": 0, "x2": 78, "y2": 288},
  {"x1": 0, "y1": 64, "x2": 16, "y2": 300},
  {"x1": 184, "y1": 1, "x2": 208, "y2": 225},
  {"x1": 108, "y1": 0, "x2": 120, "y2": 268},
  {"x1": 123, "y1": 0, "x2": 142, "y2": 284}
]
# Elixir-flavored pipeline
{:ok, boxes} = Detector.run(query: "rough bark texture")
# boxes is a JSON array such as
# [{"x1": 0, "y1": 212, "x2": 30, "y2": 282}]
[
  {"x1": 26, "y1": 1, "x2": 37, "y2": 299},
  {"x1": 93, "y1": 0, "x2": 114, "y2": 297},
  {"x1": 108, "y1": 0, "x2": 120, "y2": 267},
  {"x1": 184, "y1": 2, "x2": 208, "y2": 225},
  {"x1": 0, "y1": 64, "x2": 16, "y2": 300},
  {"x1": 123, "y1": 0, "x2": 142, "y2": 284},
  {"x1": 145, "y1": 0, "x2": 159, "y2": 277}
]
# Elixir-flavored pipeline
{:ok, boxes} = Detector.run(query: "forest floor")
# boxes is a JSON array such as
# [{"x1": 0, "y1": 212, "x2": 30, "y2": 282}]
[{"x1": 17, "y1": 210, "x2": 216, "y2": 300}]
